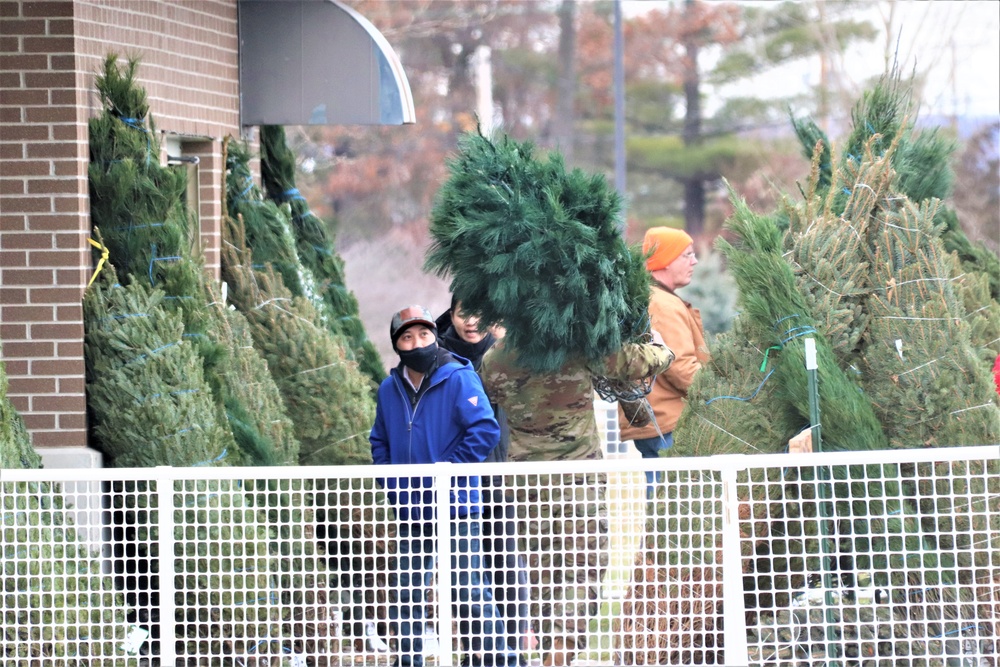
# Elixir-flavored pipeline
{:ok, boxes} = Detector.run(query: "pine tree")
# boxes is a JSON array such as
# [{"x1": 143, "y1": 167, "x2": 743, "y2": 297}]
[
  {"x1": 259, "y1": 124, "x2": 385, "y2": 384},
  {"x1": 223, "y1": 141, "x2": 375, "y2": 466},
  {"x1": 425, "y1": 130, "x2": 649, "y2": 372}
]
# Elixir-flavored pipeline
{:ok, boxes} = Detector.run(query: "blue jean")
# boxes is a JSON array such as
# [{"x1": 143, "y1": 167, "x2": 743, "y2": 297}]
[
  {"x1": 392, "y1": 516, "x2": 516, "y2": 667},
  {"x1": 633, "y1": 432, "x2": 673, "y2": 499}
]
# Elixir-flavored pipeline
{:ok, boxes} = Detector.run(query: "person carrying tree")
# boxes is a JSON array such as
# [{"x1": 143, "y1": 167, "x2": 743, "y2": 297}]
[
  {"x1": 619, "y1": 227, "x2": 710, "y2": 499},
  {"x1": 370, "y1": 305, "x2": 517, "y2": 667},
  {"x1": 479, "y1": 333, "x2": 674, "y2": 667},
  {"x1": 437, "y1": 296, "x2": 532, "y2": 665}
]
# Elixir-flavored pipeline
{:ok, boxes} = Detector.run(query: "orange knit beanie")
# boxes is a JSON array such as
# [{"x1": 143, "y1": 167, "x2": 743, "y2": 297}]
[{"x1": 643, "y1": 227, "x2": 693, "y2": 271}]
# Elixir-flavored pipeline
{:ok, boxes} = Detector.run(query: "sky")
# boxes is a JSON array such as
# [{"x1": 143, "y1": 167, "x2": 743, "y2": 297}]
[{"x1": 626, "y1": 0, "x2": 1000, "y2": 122}]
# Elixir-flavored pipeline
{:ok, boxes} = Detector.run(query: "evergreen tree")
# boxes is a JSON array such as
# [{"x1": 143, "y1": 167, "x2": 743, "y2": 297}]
[
  {"x1": 223, "y1": 141, "x2": 375, "y2": 466},
  {"x1": 425, "y1": 130, "x2": 649, "y2": 373},
  {"x1": 1, "y1": 346, "x2": 39, "y2": 470},
  {"x1": 84, "y1": 267, "x2": 230, "y2": 468},
  {"x1": 3, "y1": 347, "x2": 130, "y2": 664},
  {"x1": 259, "y1": 124, "x2": 385, "y2": 384},
  {"x1": 87, "y1": 54, "x2": 294, "y2": 467},
  {"x1": 204, "y1": 281, "x2": 300, "y2": 466}
]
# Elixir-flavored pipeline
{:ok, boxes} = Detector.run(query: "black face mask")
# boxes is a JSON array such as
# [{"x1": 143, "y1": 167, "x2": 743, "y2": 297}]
[{"x1": 398, "y1": 342, "x2": 438, "y2": 375}]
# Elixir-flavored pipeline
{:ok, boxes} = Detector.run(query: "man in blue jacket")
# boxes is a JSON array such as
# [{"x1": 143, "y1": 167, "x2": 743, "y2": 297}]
[{"x1": 370, "y1": 305, "x2": 516, "y2": 667}]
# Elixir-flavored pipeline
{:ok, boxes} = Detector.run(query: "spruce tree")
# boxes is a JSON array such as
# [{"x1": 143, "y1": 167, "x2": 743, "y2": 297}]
[
  {"x1": 425, "y1": 130, "x2": 649, "y2": 373},
  {"x1": 259, "y1": 124, "x2": 385, "y2": 384},
  {"x1": 84, "y1": 267, "x2": 230, "y2": 468},
  {"x1": 223, "y1": 140, "x2": 375, "y2": 466},
  {"x1": 1, "y1": 347, "x2": 39, "y2": 470}
]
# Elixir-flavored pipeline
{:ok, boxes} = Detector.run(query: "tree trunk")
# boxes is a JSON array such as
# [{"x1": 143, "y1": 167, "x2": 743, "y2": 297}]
[
  {"x1": 555, "y1": 0, "x2": 577, "y2": 163},
  {"x1": 682, "y1": 0, "x2": 704, "y2": 237}
]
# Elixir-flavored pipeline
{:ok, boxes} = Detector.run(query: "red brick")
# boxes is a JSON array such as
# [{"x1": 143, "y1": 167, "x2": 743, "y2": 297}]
[
  {"x1": 1, "y1": 160, "x2": 51, "y2": 176},
  {"x1": 0, "y1": 36, "x2": 20, "y2": 50},
  {"x1": 0, "y1": 53, "x2": 48, "y2": 69},
  {"x1": 0, "y1": 88, "x2": 48, "y2": 105},
  {"x1": 54, "y1": 231, "x2": 85, "y2": 248},
  {"x1": 3, "y1": 304, "x2": 52, "y2": 321},
  {"x1": 30, "y1": 286, "x2": 81, "y2": 304},
  {"x1": 0, "y1": 3, "x2": 20, "y2": 18},
  {"x1": 8, "y1": 396, "x2": 31, "y2": 418},
  {"x1": 0, "y1": 143, "x2": 27, "y2": 159},
  {"x1": 46, "y1": 19, "x2": 74, "y2": 36},
  {"x1": 56, "y1": 340, "x2": 83, "y2": 358},
  {"x1": 0, "y1": 287, "x2": 27, "y2": 305},
  {"x1": 31, "y1": 358, "x2": 82, "y2": 376},
  {"x1": 22, "y1": 2, "x2": 74, "y2": 19},
  {"x1": 0, "y1": 178, "x2": 26, "y2": 195},
  {"x1": 2, "y1": 340, "x2": 54, "y2": 359},
  {"x1": 48, "y1": 88, "x2": 77, "y2": 104},
  {"x1": 51, "y1": 123, "x2": 85, "y2": 140},
  {"x1": 0, "y1": 249, "x2": 27, "y2": 266},
  {"x1": 53, "y1": 159, "x2": 86, "y2": 177},
  {"x1": 56, "y1": 303, "x2": 83, "y2": 320},
  {"x1": 23, "y1": 36, "x2": 74, "y2": 53},
  {"x1": 30, "y1": 250, "x2": 87, "y2": 267},
  {"x1": 33, "y1": 394, "x2": 84, "y2": 412},
  {"x1": 3, "y1": 122, "x2": 49, "y2": 140},
  {"x1": 4, "y1": 18, "x2": 46, "y2": 36},
  {"x1": 0, "y1": 106, "x2": 25, "y2": 122},
  {"x1": 1, "y1": 195, "x2": 51, "y2": 213},
  {"x1": 32, "y1": 322, "x2": 83, "y2": 340},
  {"x1": 4, "y1": 232, "x2": 51, "y2": 249},
  {"x1": 2, "y1": 359, "x2": 29, "y2": 376},
  {"x1": 12, "y1": 377, "x2": 57, "y2": 395},
  {"x1": 33, "y1": 428, "x2": 87, "y2": 447},
  {"x1": 57, "y1": 375, "x2": 85, "y2": 395},
  {"x1": 0, "y1": 267, "x2": 51, "y2": 284},
  {"x1": 0, "y1": 323, "x2": 27, "y2": 341},
  {"x1": 27, "y1": 177, "x2": 83, "y2": 194},
  {"x1": 25, "y1": 105, "x2": 76, "y2": 124},
  {"x1": 56, "y1": 268, "x2": 86, "y2": 284},
  {"x1": 20, "y1": 412, "x2": 54, "y2": 430},
  {"x1": 27, "y1": 142, "x2": 77, "y2": 159},
  {"x1": 26, "y1": 213, "x2": 76, "y2": 231},
  {"x1": 56, "y1": 413, "x2": 87, "y2": 431},
  {"x1": 53, "y1": 194, "x2": 86, "y2": 212}
]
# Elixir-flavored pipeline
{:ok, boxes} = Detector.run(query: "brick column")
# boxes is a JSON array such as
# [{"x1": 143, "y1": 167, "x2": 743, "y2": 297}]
[{"x1": 0, "y1": 0, "x2": 90, "y2": 448}]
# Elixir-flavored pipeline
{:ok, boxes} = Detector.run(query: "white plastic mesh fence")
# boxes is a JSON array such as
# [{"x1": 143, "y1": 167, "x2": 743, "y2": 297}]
[{"x1": 2, "y1": 446, "x2": 997, "y2": 666}]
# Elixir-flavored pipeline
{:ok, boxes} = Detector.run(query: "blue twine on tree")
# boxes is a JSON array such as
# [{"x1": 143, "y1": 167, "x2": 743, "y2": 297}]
[
  {"x1": 705, "y1": 369, "x2": 775, "y2": 406},
  {"x1": 312, "y1": 244, "x2": 332, "y2": 256},
  {"x1": 98, "y1": 313, "x2": 150, "y2": 323},
  {"x1": 148, "y1": 243, "x2": 182, "y2": 286},
  {"x1": 779, "y1": 325, "x2": 817, "y2": 345},
  {"x1": 110, "y1": 222, "x2": 164, "y2": 231},
  {"x1": 118, "y1": 116, "x2": 151, "y2": 165},
  {"x1": 125, "y1": 341, "x2": 180, "y2": 366},
  {"x1": 135, "y1": 388, "x2": 199, "y2": 405},
  {"x1": 282, "y1": 188, "x2": 306, "y2": 202},
  {"x1": 193, "y1": 448, "x2": 228, "y2": 467}
]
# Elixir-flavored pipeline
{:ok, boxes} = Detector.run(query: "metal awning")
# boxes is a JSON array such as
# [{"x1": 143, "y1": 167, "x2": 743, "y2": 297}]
[{"x1": 239, "y1": 0, "x2": 415, "y2": 126}]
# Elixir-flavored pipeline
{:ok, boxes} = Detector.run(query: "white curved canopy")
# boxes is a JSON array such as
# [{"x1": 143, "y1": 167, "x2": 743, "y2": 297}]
[{"x1": 239, "y1": 0, "x2": 415, "y2": 126}]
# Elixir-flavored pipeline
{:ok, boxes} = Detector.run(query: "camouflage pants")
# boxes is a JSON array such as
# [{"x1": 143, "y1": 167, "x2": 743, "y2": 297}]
[{"x1": 514, "y1": 472, "x2": 609, "y2": 654}]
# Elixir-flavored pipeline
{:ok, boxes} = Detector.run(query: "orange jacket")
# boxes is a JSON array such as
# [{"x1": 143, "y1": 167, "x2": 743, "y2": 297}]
[{"x1": 619, "y1": 282, "x2": 709, "y2": 440}]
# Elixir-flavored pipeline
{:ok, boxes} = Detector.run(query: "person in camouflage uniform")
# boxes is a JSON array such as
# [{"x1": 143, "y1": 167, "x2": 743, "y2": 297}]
[{"x1": 480, "y1": 337, "x2": 673, "y2": 666}]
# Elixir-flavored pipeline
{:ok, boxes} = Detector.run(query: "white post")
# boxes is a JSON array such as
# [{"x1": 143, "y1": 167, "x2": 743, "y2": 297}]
[
  {"x1": 156, "y1": 467, "x2": 176, "y2": 665},
  {"x1": 473, "y1": 45, "x2": 494, "y2": 134},
  {"x1": 434, "y1": 463, "x2": 454, "y2": 666},
  {"x1": 720, "y1": 464, "x2": 749, "y2": 664}
]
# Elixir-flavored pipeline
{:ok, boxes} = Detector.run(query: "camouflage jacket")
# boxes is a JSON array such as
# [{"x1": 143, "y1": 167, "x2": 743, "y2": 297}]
[{"x1": 480, "y1": 342, "x2": 674, "y2": 462}]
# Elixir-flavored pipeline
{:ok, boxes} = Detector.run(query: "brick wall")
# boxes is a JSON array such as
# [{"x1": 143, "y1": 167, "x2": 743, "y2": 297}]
[{"x1": 0, "y1": 0, "x2": 240, "y2": 452}]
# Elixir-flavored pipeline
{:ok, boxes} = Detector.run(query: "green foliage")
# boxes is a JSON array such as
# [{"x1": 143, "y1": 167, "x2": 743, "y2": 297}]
[
  {"x1": 2, "y1": 481, "x2": 130, "y2": 665},
  {"x1": 627, "y1": 134, "x2": 757, "y2": 178},
  {"x1": 259, "y1": 125, "x2": 385, "y2": 385},
  {"x1": 84, "y1": 269, "x2": 233, "y2": 468},
  {"x1": 1, "y1": 350, "x2": 39, "y2": 471},
  {"x1": 425, "y1": 131, "x2": 649, "y2": 372},
  {"x1": 223, "y1": 144, "x2": 375, "y2": 466},
  {"x1": 713, "y1": 190, "x2": 888, "y2": 452}
]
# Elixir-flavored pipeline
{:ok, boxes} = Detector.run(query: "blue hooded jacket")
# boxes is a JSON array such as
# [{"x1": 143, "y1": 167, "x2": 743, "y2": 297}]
[{"x1": 370, "y1": 351, "x2": 499, "y2": 521}]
